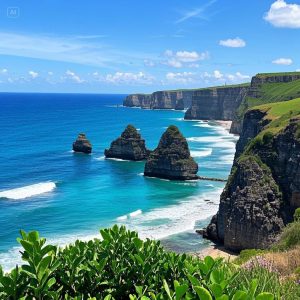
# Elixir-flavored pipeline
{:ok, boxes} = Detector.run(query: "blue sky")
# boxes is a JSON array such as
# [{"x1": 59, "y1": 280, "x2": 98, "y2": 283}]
[{"x1": 0, "y1": 0, "x2": 299, "y2": 93}]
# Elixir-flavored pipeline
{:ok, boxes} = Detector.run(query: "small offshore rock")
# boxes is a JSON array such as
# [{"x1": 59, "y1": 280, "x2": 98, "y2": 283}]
[{"x1": 73, "y1": 133, "x2": 92, "y2": 154}]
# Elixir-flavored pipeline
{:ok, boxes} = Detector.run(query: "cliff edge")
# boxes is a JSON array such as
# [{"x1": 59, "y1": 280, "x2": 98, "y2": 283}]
[{"x1": 204, "y1": 98, "x2": 300, "y2": 251}]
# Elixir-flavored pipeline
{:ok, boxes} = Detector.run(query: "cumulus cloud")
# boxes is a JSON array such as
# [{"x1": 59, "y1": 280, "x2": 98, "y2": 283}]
[
  {"x1": 65, "y1": 70, "x2": 85, "y2": 83},
  {"x1": 203, "y1": 70, "x2": 250, "y2": 82},
  {"x1": 28, "y1": 70, "x2": 39, "y2": 79},
  {"x1": 165, "y1": 72, "x2": 196, "y2": 84},
  {"x1": 163, "y1": 50, "x2": 209, "y2": 68},
  {"x1": 1, "y1": 68, "x2": 8, "y2": 74},
  {"x1": 272, "y1": 57, "x2": 293, "y2": 65},
  {"x1": 219, "y1": 37, "x2": 246, "y2": 48},
  {"x1": 264, "y1": 0, "x2": 300, "y2": 28},
  {"x1": 105, "y1": 72, "x2": 155, "y2": 85}
]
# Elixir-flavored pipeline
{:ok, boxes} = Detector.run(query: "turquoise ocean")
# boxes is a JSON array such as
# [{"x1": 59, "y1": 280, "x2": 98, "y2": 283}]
[{"x1": 0, "y1": 93, "x2": 237, "y2": 271}]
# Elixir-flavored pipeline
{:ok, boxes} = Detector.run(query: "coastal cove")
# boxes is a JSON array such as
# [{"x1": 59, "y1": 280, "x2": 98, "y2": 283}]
[{"x1": 0, "y1": 93, "x2": 237, "y2": 271}]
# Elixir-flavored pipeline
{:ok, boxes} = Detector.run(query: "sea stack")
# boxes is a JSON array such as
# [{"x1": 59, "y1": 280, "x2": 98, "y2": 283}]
[
  {"x1": 105, "y1": 125, "x2": 149, "y2": 161},
  {"x1": 144, "y1": 125, "x2": 198, "y2": 180},
  {"x1": 72, "y1": 133, "x2": 92, "y2": 154}
]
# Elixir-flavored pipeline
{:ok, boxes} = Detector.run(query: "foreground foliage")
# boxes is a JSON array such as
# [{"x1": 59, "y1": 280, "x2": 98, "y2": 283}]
[{"x1": 0, "y1": 225, "x2": 290, "y2": 299}]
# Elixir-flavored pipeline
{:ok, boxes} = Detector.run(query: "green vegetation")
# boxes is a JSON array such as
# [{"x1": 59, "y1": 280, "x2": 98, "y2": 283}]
[
  {"x1": 0, "y1": 225, "x2": 290, "y2": 299},
  {"x1": 256, "y1": 72, "x2": 300, "y2": 78},
  {"x1": 237, "y1": 77, "x2": 300, "y2": 121}
]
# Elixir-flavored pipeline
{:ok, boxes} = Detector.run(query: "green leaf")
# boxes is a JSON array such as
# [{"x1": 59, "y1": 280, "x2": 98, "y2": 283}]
[
  {"x1": 100, "y1": 229, "x2": 111, "y2": 241},
  {"x1": 194, "y1": 286, "x2": 212, "y2": 300},
  {"x1": 187, "y1": 274, "x2": 201, "y2": 287},
  {"x1": 19, "y1": 240, "x2": 33, "y2": 254},
  {"x1": 175, "y1": 284, "x2": 188, "y2": 300},
  {"x1": 163, "y1": 279, "x2": 172, "y2": 299},
  {"x1": 232, "y1": 291, "x2": 247, "y2": 300},
  {"x1": 204, "y1": 256, "x2": 215, "y2": 269},
  {"x1": 47, "y1": 277, "x2": 56, "y2": 289},
  {"x1": 256, "y1": 293, "x2": 274, "y2": 300},
  {"x1": 209, "y1": 283, "x2": 223, "y2": 297}
]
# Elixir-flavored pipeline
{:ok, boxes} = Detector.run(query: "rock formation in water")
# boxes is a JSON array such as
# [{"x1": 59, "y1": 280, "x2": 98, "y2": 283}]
[
  {"x1": 73, "y1": 133, "x2": 92, "y2": 154},
  {"x1": 105, "y1": 125, "x2": 149, "y2": 161},
  {"x1": 184, "y1": 85, "x2": 249, "y2": 121},
  {"x1": 203, "y1": 101, "x2": 300, "y2": 251},
  {"x1": 144, "y1": 125, "x2": 198, "y2": 180},
  {"x1": 123, "y1": 90, "x2": 193, "y2": 110}
]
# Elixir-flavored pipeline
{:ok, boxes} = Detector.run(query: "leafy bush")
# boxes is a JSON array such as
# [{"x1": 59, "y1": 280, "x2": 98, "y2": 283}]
[
  {"x1": 0, "y1": 226, "x2": 280, "y2": 299},
  {"x1": 276, "y1": 221, "x2": 300, "y2": 250},
  {"x1": 294, "y1": 208, "x2": 300, "y2": 222},
  {"x1": 234, "y1": 249, "x2": 266, "y2": 265}
]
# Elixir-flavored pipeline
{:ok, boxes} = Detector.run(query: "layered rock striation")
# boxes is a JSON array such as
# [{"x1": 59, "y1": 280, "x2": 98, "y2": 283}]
[
  {"x1": 184, "y1": 85, "x2": 249, "y2": 121},
  {"x1": 203, "y1": 100, "x2": 300, "y2": 251},
  {"x1": 105, "y1": 125, "x2": 149, "y2": 161},
  {"x1": 144, "y1": 125, "x2": 198, "y2": 180},
  {"x1": 124, "y1": 90, "x2": 193, "y2": 110},
  {"x1": 73, "y1": 133, "x2": 92, "y2": 154}
]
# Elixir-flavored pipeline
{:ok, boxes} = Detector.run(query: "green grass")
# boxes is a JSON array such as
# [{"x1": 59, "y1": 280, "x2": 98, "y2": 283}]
[
  {"x1": 237, "y1": 78, "x2": 300, "y2": 121},
  {"x1": 256, "y1": 72, "x2": 300, "y2": 78}
]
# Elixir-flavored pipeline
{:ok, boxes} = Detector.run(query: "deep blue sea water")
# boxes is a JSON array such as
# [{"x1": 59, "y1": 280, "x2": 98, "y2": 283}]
[{"x1": 0, "y1": 93, "x2": 237, "y2": 271}]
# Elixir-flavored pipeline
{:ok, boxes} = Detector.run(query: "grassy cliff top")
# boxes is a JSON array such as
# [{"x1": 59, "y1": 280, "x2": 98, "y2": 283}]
[
  {"x1": 256, "y1": 72, "x2": 300, "y2": 78},
  {"x1": 237, "y1": 78, "x2": 300, "y2": 120}
]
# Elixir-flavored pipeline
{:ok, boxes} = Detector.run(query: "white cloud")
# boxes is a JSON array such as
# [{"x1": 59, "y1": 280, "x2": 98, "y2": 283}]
[
  {"x1": 65, "y1": 70, "x2": 85, "y2": 83},
  {"x1": 48, "y1": 71, "x2": 53, "y2": 76},
  {"x1": 213, "y1": 70, "x2": 223, "y2": 79},
  {"x1": 1, "y1": 68, "x2": 8, "y2": 74},
  {"x1": 219, "y1": 37, "x2": 246, "y2": 48},
  {"x1": 165, "y1": 72, "x2": 196, "y2": 84},
  {"x1": 163, "y1": 50, "x2": 209, "y2": 68},
  {"x1": 264, "y1": 0, "x2": 300, "y2": 28},
  {"x1": 272, "y1": 57, "x2": 293, "y2": 65},
  {"x1": 28, "y1": 71, "x2": 39, "y2": 79},
  {"x1": 105, "y1": 72, "x2": 155, "y2": 85},
  {"x1": 144, "y1": 59, "x2": 155, "y2": 67}
]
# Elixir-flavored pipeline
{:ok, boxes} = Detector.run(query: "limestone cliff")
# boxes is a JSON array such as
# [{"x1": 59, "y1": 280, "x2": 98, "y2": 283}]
[
  {"x1": 184, "y1": 85, "x2": 249, "y2": 121},
  {"x1": 144, "y1": 125, "x2": 198, "y2": 180},
  {"x1": 203, "y1": 98, "x2": 300, "y2": 251},
  {"x1": 123, "y1": 90, "x2": 193, "y2": 110}
]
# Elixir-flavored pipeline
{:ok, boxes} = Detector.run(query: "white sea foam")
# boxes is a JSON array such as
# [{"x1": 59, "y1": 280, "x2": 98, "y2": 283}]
[
  {"x1": 190, "y1": 148, "x2": 212, "y2": 158},
  {"x1": 117, "y1": 215, "x2": 128, "y2": 221},
  {"x1": 105, "y1": 157, "x2": 130, "y2": 162},
  {"x1": 116, "y1": 188, "x2": 223, "y2": 240},
  {"x1": 0, "y1": 182, "x2": 56, "y2": 200},
  {"x1": 129, "y1": 209, "x2": 142, "y2": 218},
  {"x1": 95, "y1": 156, "x2": 105, "y2": 161},
  {"x1": 193, "y1": 123, "x2": 211, "y2": 128}
]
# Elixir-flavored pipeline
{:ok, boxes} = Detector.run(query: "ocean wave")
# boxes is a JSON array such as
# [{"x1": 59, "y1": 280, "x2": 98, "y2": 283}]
[
  {"x1": 94, "y1": 156, "x2": 105, "y2": 161},
  {"x1": 190, "y1": 148, "x2": 212, "y2": 158},
  {"x1": 105, "y1": 157, "x2": 130, "y2": 162},
  {"x1": 116, "y1": 188, "x2": 223, "y2": 240},
  {"x1": 193, "y1": 123, "x2": 211, "y2": 128},
  {"x1": 129, "y1": 209, "x2": 142, "y2": 218},
  {"x1": 0, "y1": 182, "x2": 56, "y2": 200}
]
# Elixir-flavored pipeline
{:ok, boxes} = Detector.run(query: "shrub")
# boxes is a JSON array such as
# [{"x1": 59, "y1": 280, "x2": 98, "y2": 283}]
[
  {"x1": 262, "y1": 132, "x2": 274, "y2": 145},
  {"x1": 234, "y1": 249, "x2": 266, "y2": 265},
  {"x1": 276, "y1": 221, "x2": 300, "y2": 250},
  {"x1": 0, "y1": 226, "x2": 281, "y2": 299},
  {"x1": 294, "y1": 208, "x2": 300, "y2": 222}
]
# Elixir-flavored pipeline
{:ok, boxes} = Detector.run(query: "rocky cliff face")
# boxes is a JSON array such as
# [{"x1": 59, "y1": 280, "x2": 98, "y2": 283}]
[
  {"x1": 184, "y1": 86, "x2": 249, "y2": 121},
  {"x1": 204, "y1": 108, "x2": 300, "y2": 251},
  {"x1": 73, "y1": 133, "x2": 92, "y2": 154},
  {"x1": 144, "y1": 125, "x2": 198, "y2": 180},
  {"x1": 123, "y1": 90, "x2": 193, "y2": 110},
  {"x1": 230, "y1": 73, "x2": 300, "y2": 134},
  {"x1": 105, "y1": 125, "x2": 149, "y2": 161}
]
